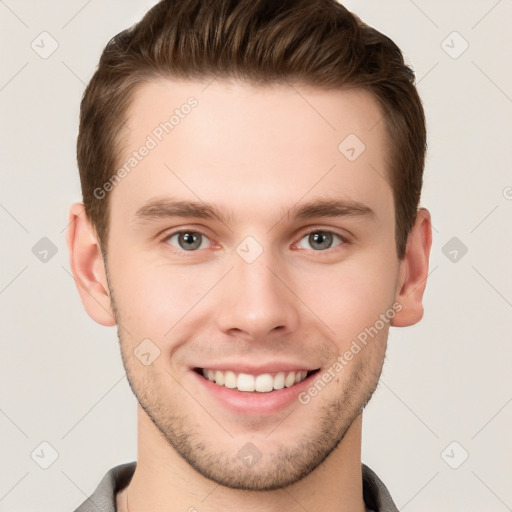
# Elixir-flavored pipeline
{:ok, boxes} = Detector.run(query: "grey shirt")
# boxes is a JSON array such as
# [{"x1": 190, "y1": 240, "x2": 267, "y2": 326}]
[{"x1": 73, "y1": 461, "x2": 399, "y2": 512}]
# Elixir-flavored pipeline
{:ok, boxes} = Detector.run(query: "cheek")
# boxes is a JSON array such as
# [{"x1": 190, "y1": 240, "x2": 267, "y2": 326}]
[
  {"x1": 110, "y1": 256, "x2": 207, "y2": 338},
  {"x1": 294, "y1": 255, "x2": 398, "y2": 339}
]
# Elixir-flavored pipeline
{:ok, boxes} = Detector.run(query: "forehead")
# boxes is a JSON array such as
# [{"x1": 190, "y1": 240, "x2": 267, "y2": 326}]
[{"x1": 110, "y1": 78, "x2": 392, "y2": 224}]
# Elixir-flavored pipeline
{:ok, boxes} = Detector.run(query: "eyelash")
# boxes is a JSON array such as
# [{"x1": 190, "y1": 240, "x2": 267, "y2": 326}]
[{"x1": 161, "y1": 227, "x2": 349, "y2": 255}]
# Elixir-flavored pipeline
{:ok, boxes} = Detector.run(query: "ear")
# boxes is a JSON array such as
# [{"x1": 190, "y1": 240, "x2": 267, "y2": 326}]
[
  {"x1": 66, "y1": 202, "x2": 116, "y2": 326},
  {"x1": 391, "y1": 208, "x2": 432, "y2": 327}
]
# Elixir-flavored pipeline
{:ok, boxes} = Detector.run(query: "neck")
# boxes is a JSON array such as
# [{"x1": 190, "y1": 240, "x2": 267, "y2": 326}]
[{"x1": 123, "y1": 405, "x2": 368, "y2": 512}]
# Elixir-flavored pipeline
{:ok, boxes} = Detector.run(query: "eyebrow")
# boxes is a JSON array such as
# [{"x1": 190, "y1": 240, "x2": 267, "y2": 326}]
[
  {"x1": 133, "y1": 198, "x2": 233, "y2": 225},
  {"x1": 133, "y1": 197, "x2": 375, "y2": 226},
  {"x1": 284, "y1": 198, "x2": 375, "y2": 222}
]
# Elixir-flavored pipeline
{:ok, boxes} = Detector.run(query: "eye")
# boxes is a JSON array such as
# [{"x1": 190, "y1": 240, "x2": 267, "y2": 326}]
[
  {"x1": 296, "y1": 230, "x2": 345, "y2": 251},
  {"x1": 164, "y1": 231, "x2": 211, "y2": 251}
]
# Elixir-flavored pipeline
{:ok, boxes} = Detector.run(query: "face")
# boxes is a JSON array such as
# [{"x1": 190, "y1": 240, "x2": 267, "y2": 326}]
[{"x1": 103, "y1": 79, "x2": 401, "y2": 490}]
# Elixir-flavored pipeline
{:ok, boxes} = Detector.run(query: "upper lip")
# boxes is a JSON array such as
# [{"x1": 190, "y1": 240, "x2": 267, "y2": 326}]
[{"x1": 193, "y1": 362, "x2": 320, "y2": 375}]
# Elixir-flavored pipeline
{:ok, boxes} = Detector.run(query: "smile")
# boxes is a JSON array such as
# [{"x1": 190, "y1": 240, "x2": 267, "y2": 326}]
[{"x1": 196, "y1": 368, "x2": 318, "y2": 393}]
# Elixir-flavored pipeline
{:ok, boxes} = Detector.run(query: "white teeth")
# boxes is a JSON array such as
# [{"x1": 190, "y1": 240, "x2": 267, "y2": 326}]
[
  {"x1": 200, "y1": 368, "x2": 310, "y2": 392},
  {"x1": 284, "y1": 372, "x2": 296, "y2": 388},
  {"x1": 273, "y1": 372, "x2": 285, "y2": 390},
  {"x1": 237, "y1": 373, "x2": 255, "y2": 392},
  {"x1": 224, "y1": 371, "x2": 237, "y2": 388},
  {"x1": 255, "y1": 373, "x2": 274, "y2": 393},
  {"x1": 214, "y1": 370, "x2": 225, "y2": 385}
]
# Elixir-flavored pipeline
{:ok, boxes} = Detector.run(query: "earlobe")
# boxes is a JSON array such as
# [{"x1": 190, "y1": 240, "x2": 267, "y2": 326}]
[
  {"x1": 391, "y1": 208, "x2": 432, "y2": 327},
  {"x1": 66, "y1": 202, "x2": 116, "y2": 327}
]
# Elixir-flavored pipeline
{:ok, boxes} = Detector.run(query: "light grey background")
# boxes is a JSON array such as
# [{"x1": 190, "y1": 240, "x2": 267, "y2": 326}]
[{"x1": 1, "y1": 1, "x2": 511, "y2": 511}]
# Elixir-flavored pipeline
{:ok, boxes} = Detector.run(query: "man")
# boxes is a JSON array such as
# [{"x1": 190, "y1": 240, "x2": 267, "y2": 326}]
[{"x1": 67, "y1": 0, "x2": 432, "y2": 510}]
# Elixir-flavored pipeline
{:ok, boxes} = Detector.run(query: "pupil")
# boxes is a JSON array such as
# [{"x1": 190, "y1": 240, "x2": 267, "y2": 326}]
[
  {"x1": 180, "y1": 232, "x2": 200, "y2": 250},
  {"x1": 310, "y1": 232, "x2": 332, "y2": 250}
]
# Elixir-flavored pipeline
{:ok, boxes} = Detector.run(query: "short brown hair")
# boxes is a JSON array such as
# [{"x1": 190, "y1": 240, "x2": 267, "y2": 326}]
[{"x1": 77, "y1": 0, "x2": 426, "y2": 259}]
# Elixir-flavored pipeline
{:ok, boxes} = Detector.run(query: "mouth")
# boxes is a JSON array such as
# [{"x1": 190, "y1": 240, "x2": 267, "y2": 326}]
[{"x1": 194, "y1": 367, "x2": 320, "y2": 393}]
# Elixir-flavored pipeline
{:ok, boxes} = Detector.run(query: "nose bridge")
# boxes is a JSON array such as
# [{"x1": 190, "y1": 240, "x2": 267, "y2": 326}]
[{"x1": 215, "y1": 239, "x2": 299, "y2": 339}]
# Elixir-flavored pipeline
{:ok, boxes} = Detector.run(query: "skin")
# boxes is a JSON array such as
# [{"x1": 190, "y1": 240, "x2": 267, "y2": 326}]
[{"x1": 67, "y1": 78, "x2": 432, "y2": 512}]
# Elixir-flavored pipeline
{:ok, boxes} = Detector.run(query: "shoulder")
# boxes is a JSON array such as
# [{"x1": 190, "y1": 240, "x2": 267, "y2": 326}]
[
  {"x1": 362, "y1": 464, "x2": 399, "y2": 512},
  {"x1": 72, "y1": 461, "x2": 136, "y2": 512}
]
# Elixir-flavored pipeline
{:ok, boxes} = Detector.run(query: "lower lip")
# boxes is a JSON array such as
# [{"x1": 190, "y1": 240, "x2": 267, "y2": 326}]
[{"x1": 191, "y1": 370, "x2": 318, "y2": 415}]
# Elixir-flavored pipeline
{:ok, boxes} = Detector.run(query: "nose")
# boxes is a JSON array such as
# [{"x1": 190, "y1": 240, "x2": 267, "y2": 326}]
[{"x1": 215, "y1": 247, "x2": 300, "y2": 341}]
